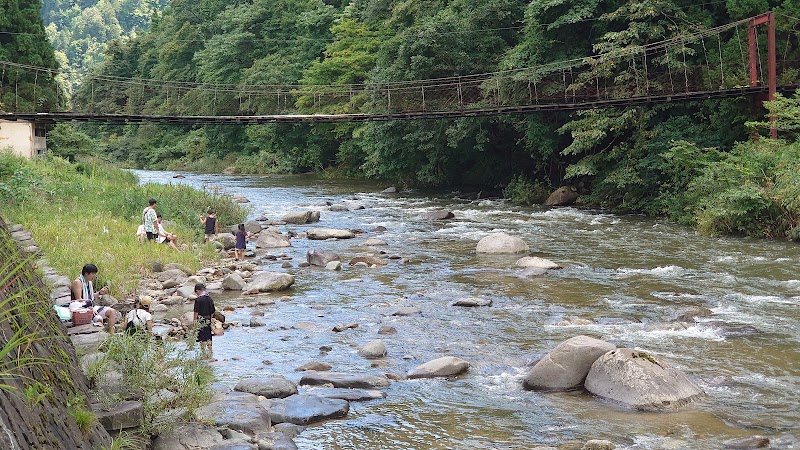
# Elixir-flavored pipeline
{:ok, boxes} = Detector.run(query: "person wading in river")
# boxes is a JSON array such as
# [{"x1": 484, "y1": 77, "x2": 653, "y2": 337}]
[{"x1": 193, "y1": 283, "x2": 216, "y2": 357}]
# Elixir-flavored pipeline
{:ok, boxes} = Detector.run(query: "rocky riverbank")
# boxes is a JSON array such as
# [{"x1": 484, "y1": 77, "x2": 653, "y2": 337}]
[{"x1": 4, "y1": 194, "x2": 783, "y2": 450}]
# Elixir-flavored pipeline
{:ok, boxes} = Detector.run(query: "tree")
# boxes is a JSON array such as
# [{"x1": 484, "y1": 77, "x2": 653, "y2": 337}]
[{"x1": 0, "y1": 0, "x2": 61, "y2": 111}]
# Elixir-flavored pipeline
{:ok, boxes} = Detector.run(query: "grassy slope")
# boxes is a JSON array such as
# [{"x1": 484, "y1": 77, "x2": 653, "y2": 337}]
[{"x1": 1, "y1": 154, "x2": 247, "y2": 297}]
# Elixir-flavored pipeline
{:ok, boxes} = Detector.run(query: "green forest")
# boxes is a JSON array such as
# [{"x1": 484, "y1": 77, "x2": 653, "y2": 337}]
[
  {"x1": 41, "y1": 0, "x2": 169, "y2": 94},
  {"x1": 2, "y1": 0, "x2": 800, "y2": 239}
]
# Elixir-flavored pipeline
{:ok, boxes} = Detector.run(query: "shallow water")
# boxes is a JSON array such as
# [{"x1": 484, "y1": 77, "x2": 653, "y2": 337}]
[{"x1": 133, "y1": 170, "x2": 800, "y2": 449}]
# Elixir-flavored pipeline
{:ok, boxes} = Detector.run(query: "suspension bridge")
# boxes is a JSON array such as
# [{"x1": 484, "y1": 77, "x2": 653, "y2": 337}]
[{"x1": 1, "y1": 12, "x2": 799, "y2": 128}]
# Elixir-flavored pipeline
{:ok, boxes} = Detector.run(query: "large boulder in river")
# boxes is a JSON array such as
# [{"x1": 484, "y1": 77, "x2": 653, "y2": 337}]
[
  {"x1": 152, "y1": 423, "x2": 225, "y2": 450},
  {"x1": 195, "y1": 391, "x2": 271, "y2": 435},
  {"x1": 212, "y1": 233, "x2": 236, "y2": 250},
  {"x1": 584, "y1": 348, "x2": 705, "y2": 411},
  {"x1": 476, "y1": 233, "x2": 529, "y2": 254},
  {"x1": 299, "y1": 372, "x2": 390, "y2": 389},
  {"x1": 263, "y1": 394, "x2": 349, "y2": 425},
  {"x1": 222, "y1": 273, "x2": 247, "y2": 291},
  {"x1": 452, "y1": 297, "x2": 492, "y2": 307},
  {"x1": 522, "y1": 335, "x2": 616, "y2": 391},
  {"x1": 544, "y1": 185, "x2": 578, "y2": 206},
  {"x1": 307, "y1": 228, "x2": 356, "y2": 240},
  {"x1": 407, "y1": 356, "x2": 469, "y2": 379},
  {"x1": 282, "y1": 210, "x2": 321, "y2": 225},
  {"x1": 244, "y1": 220, "x2": 263, "y2": 234},
  {"x1": 245, "y1": 272, "x2": 295, "y2": 293},
  {"x1": 235, "y1": 375, "x2": 298, "y2": 399},
  {"x1": 358, "y1": 340, "x2": 387, "y2": 359},
  {"x1": 232, "y1": 220, "x2": 263, "y2": 234},
  {"x1": 306, "y1": 387, "x2": 386, "y2": 402},
  {"x1": 307, "y1": 250, "x2": 340, "y2": 267},
  {"x1": 256, "y1": 231, "x2": 292, "y2": 248}
]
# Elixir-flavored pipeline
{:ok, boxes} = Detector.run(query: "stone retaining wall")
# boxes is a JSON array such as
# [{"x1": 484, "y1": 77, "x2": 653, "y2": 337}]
[{"x1": 0, "y1": 216, "x2": 112, "y2": 449}]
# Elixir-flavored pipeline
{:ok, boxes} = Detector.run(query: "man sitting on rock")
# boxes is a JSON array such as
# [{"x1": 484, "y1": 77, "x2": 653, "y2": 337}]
[{"x1": 70, "y1": 263, "x2": 118, "y2": 332}]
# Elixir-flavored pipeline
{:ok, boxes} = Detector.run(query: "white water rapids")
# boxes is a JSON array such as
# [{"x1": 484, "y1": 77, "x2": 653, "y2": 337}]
[{"x1": 134, "y1": 169, "x2": 799, "y2": 450}]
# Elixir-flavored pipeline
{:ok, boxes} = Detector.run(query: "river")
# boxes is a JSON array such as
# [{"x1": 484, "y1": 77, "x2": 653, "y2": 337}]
[{"x1": 132, "y1": 169, "x2": 799, "y2": 450}]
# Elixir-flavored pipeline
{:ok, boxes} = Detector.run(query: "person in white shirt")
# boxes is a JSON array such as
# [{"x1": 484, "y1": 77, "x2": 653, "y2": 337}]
[
  {"x1": 156, "y1": 213, "x2": 178, "y2": 250},
  {"x1": 125, "y1": 296, "x2": 154, "y2": 334},
  {"x1": 70, "y1": 263, "x2": 118, "y2": 332}
]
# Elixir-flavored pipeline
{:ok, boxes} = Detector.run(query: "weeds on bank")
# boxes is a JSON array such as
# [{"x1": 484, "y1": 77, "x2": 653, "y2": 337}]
[
  {"x1": 96, "y1": 329, "x2": 214, "y2": 436},
  {"x1": 67, "y1": 393, "x2": 97, "y2": 433},
  {"x1": 22, "y1": 381, "x2": 53, "y2": 407},
  {"x1": 0, "y1": 246, "x2": 67, "y2": 391},
  {"x1": 96, "y1": 430, "x2": 146, "y2": 450},
  {"x1": 0, "y1": 153, "x2": 247, "y2": 298}
]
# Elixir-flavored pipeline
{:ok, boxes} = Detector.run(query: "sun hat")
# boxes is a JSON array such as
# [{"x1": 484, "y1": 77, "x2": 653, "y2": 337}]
[{"x1": 139, "y1": 296, "x2": 153, "y2": 308}]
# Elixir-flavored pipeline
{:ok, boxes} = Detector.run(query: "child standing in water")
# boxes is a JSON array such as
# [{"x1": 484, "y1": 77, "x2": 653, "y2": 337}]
[
  {"x1": 193, "y1": 283, "x2": 215, "y2": 357},
  {"x1": 199, "y1": 209, "x2": 218, "y2": 243},
  {"x1": 235, "y1": 223, "x2": 246, "y2": 261}
]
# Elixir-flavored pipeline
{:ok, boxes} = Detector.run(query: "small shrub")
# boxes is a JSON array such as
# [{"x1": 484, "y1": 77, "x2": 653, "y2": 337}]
[
  {"x1": 503, "y1": 175, "x2": 550, "y2": 205},
  {"x1": 69, "y1": 407, "x2": 97, "y2": 433},
  {"x1": 85, "y1": 354, "x2": 107, "y2": 389},
  {"x1": 0, "y1": 153, "x2": 41, "y2": 204},
  {"x1": 67, "y1": 394, "x2": 97, "y2": 433},
  {"x1": 100, "y1": 331, "x2": 214, "y2": 436}
]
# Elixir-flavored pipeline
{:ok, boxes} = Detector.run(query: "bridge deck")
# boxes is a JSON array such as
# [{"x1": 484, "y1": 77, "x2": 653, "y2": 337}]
[{"x1": 2, "y1": 86, "x2": 795, "y2": 125}]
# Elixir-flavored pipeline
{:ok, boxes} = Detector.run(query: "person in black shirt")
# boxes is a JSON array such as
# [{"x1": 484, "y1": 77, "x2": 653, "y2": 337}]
[
  {"x1": 193, "y1": 283, "x2": 216, "y2": 356},
  {"x1": 199, "y1": 209, "x2": 218, "y2": 243}
]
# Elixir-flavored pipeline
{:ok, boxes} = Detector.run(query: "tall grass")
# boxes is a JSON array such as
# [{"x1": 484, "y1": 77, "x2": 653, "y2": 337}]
[
  {"x1": 99, "y1": 331, "x2": 214, "y2": 436},
  {"x1": 0, "y1": 154, "x2": 248, "y2": 297},
  {"x1": 0, "y1": 238, "x2": 67, "y2": 391}
]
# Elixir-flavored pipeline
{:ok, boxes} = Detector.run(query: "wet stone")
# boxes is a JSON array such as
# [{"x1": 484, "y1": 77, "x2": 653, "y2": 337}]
[
  {"x1": 391, "y1": 307, "x2": 421, "y2": 316},
  {"x1": 235, "y1": 375, "x2": 298, "y2": 399},
  {"x1": 195, "y1": 391, "x2": 272, "y2": 435},
  {"x1": 299, "y1": 371, "x2": 390, "y2": 389},
  {"x1": 295, "y1": 362, "x2": 333, "y2": 372},
  {"x1": 722, "y1": 436, "x2": 770, "y2": 449},
  {"x1": 452, "y1": 297, "x2": 492, "y2": 307},
  {"x1": 254, "y1": 431, "x2": 298, "y2": 450},
  {"x1": 263, "y1": 394, "x2": 349, "y2": 425},
  {"x1": 333, "y1": 323, "x2": 358, "y2": 332},
  {"x1": 304, "y1": 387, "x2": 387, "y2": 402},
  {"x1": 206, "y1": 443, "x2": 257, "y2": 450}
]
